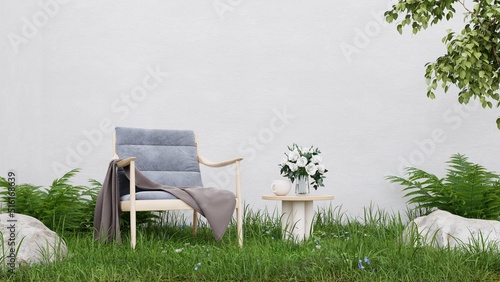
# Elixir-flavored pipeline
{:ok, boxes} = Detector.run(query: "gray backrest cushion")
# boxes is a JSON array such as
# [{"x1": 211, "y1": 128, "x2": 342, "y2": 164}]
[{"x1": 115, "y1": 127, "x2": 203, "y2": 190}]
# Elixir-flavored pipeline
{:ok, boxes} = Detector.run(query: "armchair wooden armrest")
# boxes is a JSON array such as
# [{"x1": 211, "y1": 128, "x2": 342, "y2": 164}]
[
  {"x1": 198, "y1": 155, "x2": 243, "y2": 167},
  {"x1": 116, "y1": 157, "x2": 137, "y2": 168}
]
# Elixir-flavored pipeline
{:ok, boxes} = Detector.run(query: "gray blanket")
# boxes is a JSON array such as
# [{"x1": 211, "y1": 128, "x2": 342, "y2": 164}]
[{"x1": 93, "y1": 159, "x2": 236, "y2": 243}]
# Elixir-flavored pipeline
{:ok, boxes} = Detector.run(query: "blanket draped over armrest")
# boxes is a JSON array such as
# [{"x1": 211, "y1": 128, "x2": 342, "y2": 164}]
[{"x1": 93, "y1": 159, "x2": 236, "y2": 243}]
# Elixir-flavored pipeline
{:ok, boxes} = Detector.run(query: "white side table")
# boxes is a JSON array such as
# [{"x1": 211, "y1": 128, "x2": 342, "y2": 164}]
[{"x1": 262, "y1": 195, "x2": 334, "y2": 241}]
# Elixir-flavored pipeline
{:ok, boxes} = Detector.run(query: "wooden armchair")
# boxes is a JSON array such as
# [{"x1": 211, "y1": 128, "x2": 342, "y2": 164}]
[{"x1": 113, "y1": 127, "x2": 243, "y2": 249}]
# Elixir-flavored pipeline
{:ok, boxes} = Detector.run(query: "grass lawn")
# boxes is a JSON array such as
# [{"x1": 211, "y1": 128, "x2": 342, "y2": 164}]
[{"x1": 3, "y1": 206, "x2": 500, "y2": 281}]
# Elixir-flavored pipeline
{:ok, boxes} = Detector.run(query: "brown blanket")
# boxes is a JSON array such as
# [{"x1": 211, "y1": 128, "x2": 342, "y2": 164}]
[{"x1": 94, "y1": 159, "x2": 236, "y2": 243}]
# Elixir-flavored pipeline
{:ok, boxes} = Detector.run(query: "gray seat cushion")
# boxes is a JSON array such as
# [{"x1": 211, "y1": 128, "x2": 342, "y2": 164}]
[
  {"x1": 120, "y1": 191, "x2": 178, "y2": 201},
  {"x1": 115, "y1": 127, "x2": 204, "y2": 200}
]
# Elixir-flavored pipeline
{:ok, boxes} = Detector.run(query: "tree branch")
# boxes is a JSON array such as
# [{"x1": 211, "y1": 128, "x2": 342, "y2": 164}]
[
  {"x1": 493, "y1": 48, "x2": 500, "y2": 67},
  {"x1": 457, "y1": 0, "x2": 473, "y2": 14}
]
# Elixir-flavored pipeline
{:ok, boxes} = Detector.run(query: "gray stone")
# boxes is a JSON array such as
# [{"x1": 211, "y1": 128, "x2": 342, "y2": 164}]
[
  {"x1": 403, "y1": 209, "x2": 500, "y2": 250},
  {"x1": 0, "y1": 213, "x2": 67, "y2": 269}
]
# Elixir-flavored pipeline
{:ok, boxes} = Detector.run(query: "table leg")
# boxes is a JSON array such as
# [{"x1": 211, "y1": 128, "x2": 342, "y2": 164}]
[
  {"x1": 304, "y1": 201, "x2": 314, "y2": 240},
  {"x1": 281, "y1": 201, "x2": 293, "y2": 240},
  {"x1": 292, "y1": 201, "x2": 306, "y2": 241},
  {"x1": 282, "y1": 200, "x2": 313, "y2": 242}
]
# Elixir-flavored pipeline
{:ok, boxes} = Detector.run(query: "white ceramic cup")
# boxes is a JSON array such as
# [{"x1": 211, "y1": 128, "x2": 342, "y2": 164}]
[{"x1": 271, "y1": 179, "x2": 291, "y2": 196}]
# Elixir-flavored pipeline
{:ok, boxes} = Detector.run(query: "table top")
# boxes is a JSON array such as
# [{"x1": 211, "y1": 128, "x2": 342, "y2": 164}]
[{"x1": 262, "y1": 195, "x2": 334, "y2": 201}]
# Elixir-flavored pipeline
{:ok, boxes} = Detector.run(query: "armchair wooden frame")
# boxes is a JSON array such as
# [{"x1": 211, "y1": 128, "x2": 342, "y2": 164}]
[{"x1": 112, "y1": 132, "x2": 243, "y2": 249}]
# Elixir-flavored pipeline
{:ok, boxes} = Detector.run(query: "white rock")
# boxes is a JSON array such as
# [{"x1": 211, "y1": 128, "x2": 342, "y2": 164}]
[
  {"x1": 403, "y1": 209, "x2": 500, "y2": 250},
  {"x1": 0, "y1": 213, "x2": 67, "y2": 269}
]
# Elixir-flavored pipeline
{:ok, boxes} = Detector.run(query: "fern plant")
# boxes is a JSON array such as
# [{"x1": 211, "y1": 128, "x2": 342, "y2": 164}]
[
  {"x1": 0, "y1": 169, "x2": 99, "y2": 233},
  {"x1": 386, "y1": 154, "x2": 500, "y2": 220},
  {"x1": 0, "y1": 169, "x2": 161, "y2": 234}
]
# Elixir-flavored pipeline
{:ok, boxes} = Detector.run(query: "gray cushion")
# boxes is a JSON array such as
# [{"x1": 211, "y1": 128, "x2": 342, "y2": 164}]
[
  {"x1": 115, "y1": 127, "x2": 204, "y2": 200},
  {"x1": 120, "y1": 191, "x2": 177, "y2": 201}
]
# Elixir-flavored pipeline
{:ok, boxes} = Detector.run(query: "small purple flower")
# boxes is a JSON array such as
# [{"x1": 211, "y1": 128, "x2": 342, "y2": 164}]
[
  {"x1": 358, "y1": 259, "x2": 365, "y2": 270},
  {"x1": 364, "y1": 256, "x2": 371, "y2": 266}
]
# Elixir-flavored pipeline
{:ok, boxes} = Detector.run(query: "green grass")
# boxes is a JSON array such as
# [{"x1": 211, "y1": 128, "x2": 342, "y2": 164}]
[{"x1": 3, "y1": 206, "x2": 500, "y2": 281}]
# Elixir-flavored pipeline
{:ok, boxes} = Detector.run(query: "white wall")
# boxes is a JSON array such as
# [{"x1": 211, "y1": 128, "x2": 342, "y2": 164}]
[{"x1": 1, "y1": 0, "x2": 499, "y2": 218}]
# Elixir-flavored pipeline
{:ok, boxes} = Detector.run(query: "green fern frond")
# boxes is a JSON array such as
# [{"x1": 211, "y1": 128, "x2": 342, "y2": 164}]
[
  {"x1": 386, "y1": 153, "x2": 500, "y2": 220},
  {"x1": 0, "y1": 169, "x2": 102, "y2": 233},
  {"x1": 87, "y1": 179, "x2": 102, "y2": 189},
  {"x1": 50, "y1": 168, "x2": 80, "y2": 188}
]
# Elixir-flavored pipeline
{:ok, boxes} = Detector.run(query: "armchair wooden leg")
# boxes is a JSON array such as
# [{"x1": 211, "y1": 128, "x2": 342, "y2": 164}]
[
  {"x1": 130, "y1": 211, "x2": 136, "y2": 249},
  {"x1": 192, "y1": 211, "x2": 198, "y2": 235},
  {"x1": 129, "y1": 160, "x2": 137, "y2": 250},
  {"x1": 237, "y1": 206, "x2": 243, "y2": 247}
]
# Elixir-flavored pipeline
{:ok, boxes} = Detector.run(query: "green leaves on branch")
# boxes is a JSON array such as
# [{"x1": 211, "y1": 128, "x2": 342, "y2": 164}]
[
  {"x1": 386, "y1": 154, "x2": 500, "y2": 220},
  {"x1": 425, "y1": 13, "x2": 500, "y2": 108},
  {"x1": 386, "y1": 1, "x2": 500, "y2": 127},
  {"x1": 385, "y1": 0, "x2": 457, "y2": 34}
]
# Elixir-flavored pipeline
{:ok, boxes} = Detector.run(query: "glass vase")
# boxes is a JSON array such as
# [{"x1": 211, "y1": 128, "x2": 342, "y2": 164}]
[{"x1": 295, "y1": 176, "x2": 310, "y2": 195}]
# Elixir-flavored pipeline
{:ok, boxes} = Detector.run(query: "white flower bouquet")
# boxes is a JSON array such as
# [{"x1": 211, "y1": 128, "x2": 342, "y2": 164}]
[{"x1": 279, "y1": 144, "x2": 328, "y2": 190}]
